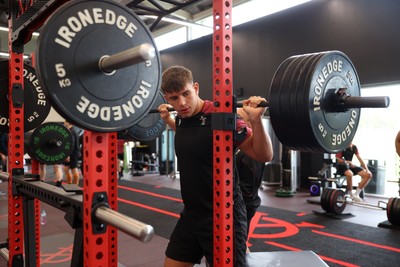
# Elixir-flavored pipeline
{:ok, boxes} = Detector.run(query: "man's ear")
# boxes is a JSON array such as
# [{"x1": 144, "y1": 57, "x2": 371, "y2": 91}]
[{"x1": 193, "y1": 82, "x2": 199, "y2": 94}]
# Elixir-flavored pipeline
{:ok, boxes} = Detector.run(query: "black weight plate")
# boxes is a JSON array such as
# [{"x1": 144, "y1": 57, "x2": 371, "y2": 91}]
[
  {"x1": 286, "y1": 54, "x2": 315, "y2": 151},
  {"x1": 330, "y1": 189, "x2": 346, "y2": 214},
  {"x1": 389, "y1": 197, "x2": 400, "y2": 226},
  {"x1": 291, "y1": 53, "x2": 320, "y2": 152},
  {"x1": 36, "y1": 0, "x2": 161, "y2": 132},
  {"x1": 269, "y1": 56, "x2": 297, "y2": 138},
  {"x1": 387, "y1": 197, "x2": 395, "y2": 224},
  {"x1": 0, "y1": 132, "x2": 7, "y2": 155},
  {"x1": 297, "y1": 53, "x2": 325, "y2": 152},
  {"x1": 269, "y1": 56, "x2": 297, "y2": 146},
  {"x1": 0, "y1": 60, "x2": 51, "y2": 133},
  {"x1": 277, "y1": 55, "x2": 306, "y2": 148},
  {"x1": 307, "y1": 51, "x2": 361, "y2": 153},
  {"x1": 128, "y1": 91, "x2": 166, "y2": 142},
  {"x1": 28, "y1": 122, "x2": 73, "y2": 164},
  {"x1": 321, "y1": 188, "x2": 332, "y2": 213}
]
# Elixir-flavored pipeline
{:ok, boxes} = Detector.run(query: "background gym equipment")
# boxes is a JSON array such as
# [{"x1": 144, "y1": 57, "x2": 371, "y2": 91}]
[
  {"x1": 319, "y1": 188, "x2": 400, "y2": 226},
  {"x1": 0, "y1": 60, "x2": 51, "y2": 133},
  {"x1": 127, "y1": 91, "x2": 167, "y2": 141},
  {"x1": 25, "y1": 122, "x2": 73, "y2": 165}
]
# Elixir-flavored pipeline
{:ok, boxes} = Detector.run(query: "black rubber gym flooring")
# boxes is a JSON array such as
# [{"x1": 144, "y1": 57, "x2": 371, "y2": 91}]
[
  {"x1": 117, "y1": 180, "x2": 400, "y2": 267},
  {"x1": 1, "y1": 176, "x2": 400, "y2": 266}
]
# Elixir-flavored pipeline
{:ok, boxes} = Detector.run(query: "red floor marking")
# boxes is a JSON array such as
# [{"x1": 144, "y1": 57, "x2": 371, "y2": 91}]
[
  {"x1": 118, "y1": 185, "x2": 183, "y2": 202},
  {"x1": 40, "y1": 245, "x2": 73, "y2": 264},
  {"x1": 265, "y1": 241, "x2": 360, "y2": 267},
  {"x1": 118, "y1": 197, "x2": 180, "y2": 218},
  {"x1": 295, "y1": 221, "x2": 325, "y2": 229},
  {"x1": 312, "y1": 229, "x2": 400, "y2": 253},
  {"x1": 296, "y1": 212, "x2": 307, "y2": 216}
]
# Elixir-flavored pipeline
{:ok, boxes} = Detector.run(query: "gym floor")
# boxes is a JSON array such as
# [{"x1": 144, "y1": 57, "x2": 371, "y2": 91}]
[{"x1": 0, "y1": 166, "x2": 394, "y2": 267}]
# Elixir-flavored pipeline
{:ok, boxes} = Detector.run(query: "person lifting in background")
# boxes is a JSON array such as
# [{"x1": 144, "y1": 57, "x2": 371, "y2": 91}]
[
  {"x1": 336, "y1": 142, "x2": 372, "y2": 202},
  {"x1": 62, "y1": 121, "x2": 81, "y2": 185},
  {"x1": 158, "y1": 65, "x2": 273, "y2": 267}
]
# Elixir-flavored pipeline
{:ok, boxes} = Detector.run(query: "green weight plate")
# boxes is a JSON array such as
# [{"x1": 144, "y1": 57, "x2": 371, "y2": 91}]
[
  {"x1": 28, "y1": 122, "x2": 73, "y2": 164},
  {"x1": 0, "y1": 60, "x2": 51, "y2": 133},
  {"x1": 36, "y1": 0, "x2": 161, "y2": 132}
]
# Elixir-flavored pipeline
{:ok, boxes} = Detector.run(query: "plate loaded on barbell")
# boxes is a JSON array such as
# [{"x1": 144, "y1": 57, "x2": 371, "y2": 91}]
[
  {"x1": 35, "y1": 0, "x2": 161, "y2": 132},
  {"x1": 270, "y1": 50, "x2": 389, "y2": 153},
  {"x1": 320, "y1": 188, "x2": 400, "y2": 226},
  {"x1": 149, "y1": 50, "x2": 389, "y2": 153},
  {"x1": 0, "y1": 60, "x2": 51, "y2": 133},
  {"x1": 25, "y1": 122, "x2": 73, "y2": 165},
  {"x1": 127, "y1": 91, "x2": 167, "y2": 142}
]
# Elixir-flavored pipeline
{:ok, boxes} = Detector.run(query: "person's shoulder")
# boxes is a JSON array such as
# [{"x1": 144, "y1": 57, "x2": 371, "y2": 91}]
[{"x1": 202, "y1": 100, "x2": 215, "y2": 114}]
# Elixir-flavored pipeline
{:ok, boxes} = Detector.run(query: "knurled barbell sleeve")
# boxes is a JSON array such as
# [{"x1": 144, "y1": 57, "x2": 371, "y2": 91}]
[
  {"x1": 94, "y1": 205, "x2": 154, "y2": 243},
  {"x1": 99, "y1": 43, "x2": 155, "y2": 73},
  {"x1": 0, "y1": 248, "x2": 9, "y2": 262},
  {"x1": 343, "y1": 96, "x2": 390, "y2": 109},
  {"x1": 0, "y1": 171, "x2": 9, "y2": 181}
]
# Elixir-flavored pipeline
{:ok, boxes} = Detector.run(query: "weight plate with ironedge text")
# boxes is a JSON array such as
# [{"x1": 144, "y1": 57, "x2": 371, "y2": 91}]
[
  {"x1": 307, "y1": 51, "x2": 360, "y2": 153},
  {"x1": 128, "y1": 91, "x2": 166, "y2": 142},
  {"x1": 36, "y1": 0, "x2": 161, "y2": 132},
  {"x1": 0, "y1": 60, "x2": 51, "y2": 133},
  {"x1": 27, "y1": 122, "x2": 73, "y2": 164}
]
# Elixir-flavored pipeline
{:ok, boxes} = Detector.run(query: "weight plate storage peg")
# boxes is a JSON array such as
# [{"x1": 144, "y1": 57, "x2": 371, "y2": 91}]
[
  {"x1": 0, "y1": 60, "x2": 51, "y2": 133},
  {"x1": 27, "y1": 122, "x2": 73, "y2": 164},
  {"x1": 128, "y1": 91, "x2": 167, "y2": 142},
  {"x1": 36, "y1": 0, "x2": 161, "y2": 132}
]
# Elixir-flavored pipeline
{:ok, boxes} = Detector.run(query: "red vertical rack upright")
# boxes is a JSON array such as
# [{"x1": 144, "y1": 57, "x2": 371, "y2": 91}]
[
  {"x1": 82, "y1": 131, "x2": 118, "y2": 267},
  {"x1": 212, "y1": 1, "x2": 234, "y2": 266},
  {"x1": 7, "y1": 19, "x2": 26, "y2": 267}
]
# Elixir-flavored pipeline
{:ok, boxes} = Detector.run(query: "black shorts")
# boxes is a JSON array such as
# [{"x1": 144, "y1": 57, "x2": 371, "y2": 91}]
[
  {"x1": 166, "y1": 200, "x2": 247, "y2": 266},
  {"x1": 337, "y1": 165, "x2": 364, "y2": 176},
  {"x1": 63, "y1": 153, "x2": 80, "y2": 169}
]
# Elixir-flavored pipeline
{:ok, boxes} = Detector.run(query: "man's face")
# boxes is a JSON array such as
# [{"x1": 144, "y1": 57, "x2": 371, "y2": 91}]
[{"x1": 163, "y1": 82, "x2": 200, "y2": 118}]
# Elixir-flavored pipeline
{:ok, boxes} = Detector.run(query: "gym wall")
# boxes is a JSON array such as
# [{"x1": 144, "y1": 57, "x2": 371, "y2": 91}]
[
  {"x1": 160, "y1": 0, "x2": 399, "y2": 99},
  {"x1": 160, "y1": 0, "x2": 399, "y2": 188}
]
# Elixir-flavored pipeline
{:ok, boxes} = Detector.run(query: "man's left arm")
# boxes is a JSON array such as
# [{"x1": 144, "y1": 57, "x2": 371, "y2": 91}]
[{"x1": 237, "y1": 97, "x2": 273, "y2": 163}]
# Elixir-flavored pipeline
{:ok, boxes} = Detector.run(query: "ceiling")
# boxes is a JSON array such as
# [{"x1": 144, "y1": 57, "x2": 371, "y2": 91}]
[{"x1": 118, "y1": 0, "x2": 252, "y2": 36}]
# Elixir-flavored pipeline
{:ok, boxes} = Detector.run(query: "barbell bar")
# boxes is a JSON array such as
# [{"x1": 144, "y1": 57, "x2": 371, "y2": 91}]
[
  {"x1": 148, "y1": 94, "x2": 389, "y2": 113},
  {"x1": 94, "y1": 205, "x2": 154, "y2": 243},
  {"x1": 99, "y1": 43, "x2": 156, "y2": 74}
]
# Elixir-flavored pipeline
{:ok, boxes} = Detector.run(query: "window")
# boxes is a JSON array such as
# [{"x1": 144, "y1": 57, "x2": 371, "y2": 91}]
[
  {"x1": 155, "y1": 0, "x2": 312, "y2": 51},
  {"x1": 352, "y1": 84, "x2": 400, "y2": 197}
]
